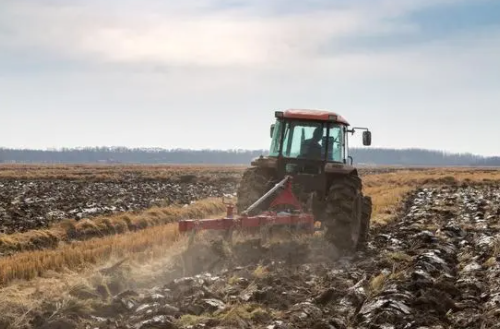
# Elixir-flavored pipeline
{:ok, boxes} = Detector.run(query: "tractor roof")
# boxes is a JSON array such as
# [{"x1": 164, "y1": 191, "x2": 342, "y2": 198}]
[{"x1": 282, "y1": 109, "x2": 349, "y2": 125}]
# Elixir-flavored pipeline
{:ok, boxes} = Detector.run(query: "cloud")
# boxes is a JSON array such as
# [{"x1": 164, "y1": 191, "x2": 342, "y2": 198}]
[
  {"x1": 0, "y1": 0, "x2": 477, "y2": 70},
  {"x1": 1, "y1": 0, "x2": 498, "y2": 89}
]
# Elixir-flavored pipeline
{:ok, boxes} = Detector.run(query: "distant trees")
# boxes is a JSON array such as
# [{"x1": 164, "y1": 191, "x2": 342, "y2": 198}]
[
  {"x1": 0, "y1": 147, "x2": 498, "y2": 166},
  {"x1": 0, "y1": 147, "x2": 264, "y2": 164},
  {"x1": 350, "y1": 148, "x2": 490, "y2": 166}
]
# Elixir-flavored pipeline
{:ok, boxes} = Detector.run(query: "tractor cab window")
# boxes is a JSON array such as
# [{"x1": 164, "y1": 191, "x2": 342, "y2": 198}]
[
  {"x1": 269, "y1": 120, "x2": 283, "y2": 157},
  {"x1": 278, "y1": 121, "x2": 344, "y2": 162},
  {"x1": 327, "y1": 125, "x2": 344, "y2": 162},
  {"x1": 281, "y1": 121, "x2": 322, "y2": 159}
]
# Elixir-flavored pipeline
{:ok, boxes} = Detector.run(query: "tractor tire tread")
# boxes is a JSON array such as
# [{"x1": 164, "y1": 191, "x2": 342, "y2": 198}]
[
  {"x1": 236, "y1": 167, "x2": 274, "y2": 215},
  {"x1": 358, "y1": 195, "x2": 372, "y2": 249},
  {"x1": 323, "y1": 175, "x2": 364, "y2": 250}
]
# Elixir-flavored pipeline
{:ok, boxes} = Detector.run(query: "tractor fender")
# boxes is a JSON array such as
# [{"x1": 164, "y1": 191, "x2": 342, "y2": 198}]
[
  {"x1": 324, "y1": 163, "x2": 358, "y2": 176},
  {"x1": 250, "y1": 156, "x2": 278, "y2": 168}
]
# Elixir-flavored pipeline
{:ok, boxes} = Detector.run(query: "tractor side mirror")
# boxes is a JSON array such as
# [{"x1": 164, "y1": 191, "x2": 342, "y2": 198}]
[
  {"x1": 362, "y1": 130, "x2": 371, "y2": 146},
  {"x1": 270, "y1": 124, "x2": 275, "y2": 138}
]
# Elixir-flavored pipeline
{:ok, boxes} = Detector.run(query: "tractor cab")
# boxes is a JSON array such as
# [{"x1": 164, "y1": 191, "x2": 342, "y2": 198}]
[{"x1": 267, "y1": 109, "x2": 371, "y2": 176}]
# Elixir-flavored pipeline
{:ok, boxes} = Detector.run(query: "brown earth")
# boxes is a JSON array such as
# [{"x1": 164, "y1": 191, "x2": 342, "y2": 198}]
[
  {"x1": 0, "y1": 164, "x2": 245, "y2": 182},
  {"x1": 0, "y1": 180, "x2": 237, "y2": 234},
  {"x1": 0, "y1": 166, "x2": 412, "y2": 235},
  {"x1": 16, "y1": 181, "x2": 500, "y2": 329}
]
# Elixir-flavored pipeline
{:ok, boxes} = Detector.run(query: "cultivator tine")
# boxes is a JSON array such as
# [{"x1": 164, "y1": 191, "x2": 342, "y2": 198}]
[
  {"x1": 222, "y1": 199, "x2": 236, "y2": 244},
  {"x1": 187, "y1": 221, "x2": 199, "y2": 248},
  {"x1": 259, "y1": 222, "x2": 272, "y2": 245},
  {"x1": 223, "y1": 225, "x2": 234, "y2": 244}
]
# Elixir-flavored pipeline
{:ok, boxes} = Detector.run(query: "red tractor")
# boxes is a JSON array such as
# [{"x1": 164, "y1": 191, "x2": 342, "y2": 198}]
[
  {"x1": 235, "y1": 109, "x2": 373, "y2": 250},
  {"x1": 178, "y1": 109, "x2": 372, "y2": 252}
]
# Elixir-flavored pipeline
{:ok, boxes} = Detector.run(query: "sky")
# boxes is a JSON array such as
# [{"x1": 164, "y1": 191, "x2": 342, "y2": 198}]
[{"x1": 1, "y1": 0, "x2": 500, "y2": 156}]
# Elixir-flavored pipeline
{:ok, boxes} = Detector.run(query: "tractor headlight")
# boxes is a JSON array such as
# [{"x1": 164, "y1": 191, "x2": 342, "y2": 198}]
[
  {"x1": 328, "y1": 114, "x2": 338, "y2": 121},
  {"x1": 275, "y1": 111, "x2": 284, "y2": 118}
]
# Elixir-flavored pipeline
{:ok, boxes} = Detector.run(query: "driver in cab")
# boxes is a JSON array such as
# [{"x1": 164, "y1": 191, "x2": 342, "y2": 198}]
[{"x1": 300, "y1": 127, "x2": 323, "y2": 159}]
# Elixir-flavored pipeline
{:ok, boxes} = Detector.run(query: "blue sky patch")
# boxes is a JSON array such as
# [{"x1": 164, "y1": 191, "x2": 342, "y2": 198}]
[
  {"x1": 408, "y1": 0, "x2": 500, "y2": 38},
  {"x1": 319, "y1": 0, "x2": 500, "y2": 55}
]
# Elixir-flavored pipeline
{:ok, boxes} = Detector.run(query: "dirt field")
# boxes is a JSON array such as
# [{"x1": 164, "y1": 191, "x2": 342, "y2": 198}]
[
  {"x1": 0, "y1": 165, "x2": 411, "y2": 235},
  {"x1": 73, "y1": 183, "x2": 500, "y2": 329},
  {"x1": 1, "y1": 165, "x2": 500, "y2": 328},
  {"x1": 0, "y1": 179, "x2": 237, "y2": 234}
]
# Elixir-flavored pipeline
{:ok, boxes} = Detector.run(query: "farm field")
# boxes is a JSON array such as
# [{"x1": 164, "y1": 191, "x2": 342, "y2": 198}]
[
  {"x1": 0, "y1": 164, "x2": 409, "y2": 236},
  {"x1": 1, "y1": 164, "x2": 500, "y2": 328}
]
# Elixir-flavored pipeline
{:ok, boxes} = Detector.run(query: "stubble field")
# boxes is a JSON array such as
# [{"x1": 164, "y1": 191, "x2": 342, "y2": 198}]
[{"x1": 1, "y1": 164, "x2": 500, "y2": 329}]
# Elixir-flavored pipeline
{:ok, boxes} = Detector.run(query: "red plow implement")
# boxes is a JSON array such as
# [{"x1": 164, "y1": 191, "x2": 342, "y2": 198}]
[{"x1": 178, "y1": 176, "x2": 317, "y2": 241}]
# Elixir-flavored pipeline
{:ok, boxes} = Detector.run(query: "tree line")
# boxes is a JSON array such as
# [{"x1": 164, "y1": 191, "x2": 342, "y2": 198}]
[{"x1": 0, "y1": 147, "x2": 498, "y2": 166}]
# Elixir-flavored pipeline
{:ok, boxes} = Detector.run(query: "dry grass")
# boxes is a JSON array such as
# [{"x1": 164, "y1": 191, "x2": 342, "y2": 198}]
[
  {"x1": 0, "y1": 199, "x2": 228, "y2": 286},
  {"x1": 177, "y1": 303, "x2": 271, "y2": 327},
  {"x1": 0, "y1": 198, "x2": 227, "y2": 255},
  {"x1": 252, "y1": 264, "x2": 269, "y2": 278},
  {"x1": 385, "y1": 251, "x2": 414, "y2": 264},
  {"x1": 0, "y1": 163, "x2": 245, "y2": 182},
  {"x1": 369, "y1": 272, "x2": 388, "y2": 294},
  {"x1": 214, "y1": 303, "x2": 271, "y2": 326},
  {"x1": 0, "y1": 234, "x2": 196, "y2": 328},
  {"x1": 0, "y1": 224, "x2": 180, "y2": 286}
]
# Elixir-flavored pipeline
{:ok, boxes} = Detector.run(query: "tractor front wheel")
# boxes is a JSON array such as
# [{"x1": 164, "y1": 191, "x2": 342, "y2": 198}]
[{"x1": 236, "y1": 167, "x2": 275, "y2": 215}]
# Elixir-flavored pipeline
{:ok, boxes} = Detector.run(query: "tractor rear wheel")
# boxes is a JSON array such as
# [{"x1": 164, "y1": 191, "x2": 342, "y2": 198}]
[
  {"x1": 323, "y1": 175, "x2": 365, "y2": 251},
  {"x1": 236, "y1": 167, "x2": 275, "y2": 215}
]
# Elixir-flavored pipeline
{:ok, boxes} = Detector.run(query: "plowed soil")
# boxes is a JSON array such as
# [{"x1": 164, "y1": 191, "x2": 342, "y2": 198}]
[
  {"x1": 0, "y1": 167, "x2": 403, "y2": 235},
  {"x1": 22, "y1": 182, "x2": 500, "y2": 329},
  {"x1": 0, "y1": 180, "x2": 236, "y2": 234}
]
